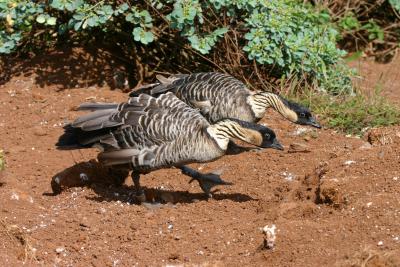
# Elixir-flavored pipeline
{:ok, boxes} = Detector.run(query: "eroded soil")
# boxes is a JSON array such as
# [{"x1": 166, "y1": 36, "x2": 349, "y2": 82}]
[{"x1": 1, "y1": 50, "x2": 400, "y2": 266}]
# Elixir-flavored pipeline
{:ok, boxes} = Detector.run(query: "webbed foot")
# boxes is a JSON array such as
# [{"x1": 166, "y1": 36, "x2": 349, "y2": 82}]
[{"x1": 180, "y1": 166, "x2": 233, "y2": 198}]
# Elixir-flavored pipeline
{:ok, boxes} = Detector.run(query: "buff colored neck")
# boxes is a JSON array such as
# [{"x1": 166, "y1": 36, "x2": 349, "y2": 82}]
[
  {"x1": 249, "y1": 92, "x2": 298, "y2": 122},
  {"x1": 206, "y1": 120, "x2": 262, "y2": 150}
]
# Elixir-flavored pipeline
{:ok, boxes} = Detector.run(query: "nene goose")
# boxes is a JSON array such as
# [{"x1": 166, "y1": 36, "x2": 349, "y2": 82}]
[
  {"x1": 56, "y1": 93, "x2": 283, "y2": 201},
  {"x1": 131, "y1": 72, "x2": 321, "y2": 128}
]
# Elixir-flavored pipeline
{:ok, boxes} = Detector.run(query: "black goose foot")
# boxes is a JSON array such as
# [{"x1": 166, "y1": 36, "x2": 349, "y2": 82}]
[{"x1": 180, "y1": 166, "x2": 233, "y2": 198}]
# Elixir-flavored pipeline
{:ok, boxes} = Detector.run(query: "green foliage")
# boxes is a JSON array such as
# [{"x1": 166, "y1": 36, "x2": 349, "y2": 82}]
[
  {"x1": 291, "y1": 90, "x2": 400, "y2": 135},
  {"x1": 242, "y1": 1, "x2": 345, "y2": 81},
  {"x1": 338, "y1": 13, "x2": 360, "y2": 31},
  {"x1": 338, "y1": 14, "x2": 384, "y2": 41},
  {"x1": 389, "y1": 0, "x2": 400, "y2": 12},
  {"x1": 126, "y1": 7, "x2": 154, "y2": 44},
  {"x1": 0, "y1": 0, "x2": 353, "y2": 94},
  {"x1": 361, "y1": 20, "x2": 384, "y2": 41},
  {"x1": 188, "y1": 27, "x2": 227, "y2": 54},
  {"x1": 318, "y1": 63, "x2": 355, "y2": 95},
  {"x1": 0, "y1": 1, "x2": 47, "y2": 53}
]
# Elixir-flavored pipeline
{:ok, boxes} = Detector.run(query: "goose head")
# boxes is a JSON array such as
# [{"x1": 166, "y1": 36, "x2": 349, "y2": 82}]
[
  {"x1": 282, "y1": 99, "x2": 321, "y2": 128},
  {"x1": 230, "y1": 119, "x2": 284, "y2": 151}
]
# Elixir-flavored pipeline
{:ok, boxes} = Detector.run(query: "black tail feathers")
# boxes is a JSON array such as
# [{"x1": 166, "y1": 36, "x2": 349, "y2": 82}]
[{"x1": 56, "y1": 125, "x2": 89, "y2": 150}]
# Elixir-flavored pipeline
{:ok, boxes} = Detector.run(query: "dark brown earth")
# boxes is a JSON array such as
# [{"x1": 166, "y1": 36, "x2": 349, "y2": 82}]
[{"x1": 1, "y1": 49, "x2": 400, "y2": 266}]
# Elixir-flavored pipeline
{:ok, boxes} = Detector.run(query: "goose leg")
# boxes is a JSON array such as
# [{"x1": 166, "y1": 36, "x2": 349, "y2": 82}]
[
  {"x1": 179, "y1": 166, "x2": 233, "y2": 198},
  {"x1": 131, "y1": 171, "x2": 146, "y2": 203}
]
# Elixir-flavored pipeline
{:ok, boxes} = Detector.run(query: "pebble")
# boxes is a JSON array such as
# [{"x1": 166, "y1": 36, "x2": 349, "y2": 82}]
[
  {"x1": 55, "y1": 247, "x2": 65, "y2": 254},
  {"x1": 344, "y1": 160, "x2": 356, "y2": 166},
  {"x1": 288, "y1": 142, "x2": 310, "y2": 153},
  {"x1": 10, "y1": 192, "x2": 19, "y2": 200},
  {"x1": 33, "y1": 126, "x2": 47, "y2": 136},
  {"x1": 359, "y1": 142, "x2": 372, "y2": 150},
  {"x1": 282, "y1": 171, "x2": 295, "y2": 181},
  {"x1": 292, "y1": 127, "x2": 310, "y2": 136}
]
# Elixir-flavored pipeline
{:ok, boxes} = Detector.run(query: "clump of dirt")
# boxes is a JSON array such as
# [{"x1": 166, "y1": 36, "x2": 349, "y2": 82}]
[
  {"x1": 289, "y1": 161, "x2": 346, "y2": 209},
  {"x1": 366, "y1": 128, "x2": 400, "y2": 146}
]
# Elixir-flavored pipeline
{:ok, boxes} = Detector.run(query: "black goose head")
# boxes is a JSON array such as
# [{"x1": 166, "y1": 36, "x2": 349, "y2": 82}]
[
  {"x1": 280, "y1": 97, "x2": 321, "y2": 128},
  {"x1": 231, "y1": 119, "x2": 284, "y2": 150}
]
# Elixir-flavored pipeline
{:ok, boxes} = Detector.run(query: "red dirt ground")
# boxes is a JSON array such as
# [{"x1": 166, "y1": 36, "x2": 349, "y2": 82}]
[{"x1": 1, "y1": 49, "x2": 400, "y2": 266}]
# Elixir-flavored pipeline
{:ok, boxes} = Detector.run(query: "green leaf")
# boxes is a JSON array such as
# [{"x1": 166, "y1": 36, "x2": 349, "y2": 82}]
[
  {"x1": 213, "y1": 27, "x2": 228, "y2": 36},
  {"x1": 132, "y1": 27, "x2": 144, "y2": 42},
  {"x1": 389, "y1": 0, "x2": 400, "y2": 12},
  {"x1": 46, "y1": 17, "x2": 57, "y2": 26},
  {"x1": 36, "y1": 14, "x2": 46, "y2": 24},
  {"x1": 74, "y1": 20, "x2": 83, "y2": 31},
  {"x1": 120, "y1": 3, "x2": 129, "y2": 11},
  {"x1": 142, "y1": 31, "x2": 154, "y2": 44}
]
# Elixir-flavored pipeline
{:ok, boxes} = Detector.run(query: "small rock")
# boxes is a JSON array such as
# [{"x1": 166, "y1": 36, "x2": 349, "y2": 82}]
[
  {"x1": 262, "y1": 224, "x2": 276, "y2": 249},
  {"x1": 291, "y1": 127, "x2": 310, "y2": 136},
  {"x1": 32, "y1": 93, "x2": 47, "y2": 103},
  {"x1": 10, "y1": 192, "x2": 19, "y2": 200},
  {"x1": 377, "y1": 241, "x2": 383, "y2": 246},
  {"x1": 96, "y1": 207, "x2": 106, "y2": 214},
  {"x1": 281, "y1": 171, "x2": 295, "y2": 181},
  {"x1": 344, "y1": 160, "x2": 356, "y2": 166},
  {"x1": 33, "y1": 126, "x2": 47, "y2": 136},
  {"x1": 359, "y1": 142, "x2": 372, "y2": 150},
  {"x1": 55, "y1": 247, "x2": 65, "y2": 254},
  {"x1": 288, "y1": 142, "x2": 310, "y2": 153}
]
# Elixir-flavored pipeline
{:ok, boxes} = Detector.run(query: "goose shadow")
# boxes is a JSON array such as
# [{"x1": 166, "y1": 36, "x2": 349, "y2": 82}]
[{"x1": 45, "y1": 160, "x2": 255, "y2": 205}]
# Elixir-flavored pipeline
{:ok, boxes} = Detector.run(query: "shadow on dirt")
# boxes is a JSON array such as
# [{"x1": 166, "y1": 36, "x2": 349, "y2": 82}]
[
  {"x1": 0, "y1": 46, "x2": 135, "y2": 91},
  {"x1": 86, "y1": 184, "x2": 254, "y2": 205},
  {"x1": 47, "y1": 160, "x2": 254, "y2": 205}
]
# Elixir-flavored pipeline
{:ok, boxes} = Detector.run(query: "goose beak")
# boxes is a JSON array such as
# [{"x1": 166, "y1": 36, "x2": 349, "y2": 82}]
[
  {"x1": 270, "y1": 139, "x2": 284, "y2": 151},
  {"x1": 308, "y1": 117, "x2": 321, "y2": 128}
]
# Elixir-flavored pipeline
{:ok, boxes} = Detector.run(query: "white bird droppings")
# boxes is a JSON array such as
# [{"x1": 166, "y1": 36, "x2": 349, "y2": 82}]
[
  {"x1": 344, "y1": 160, "x2": 356, "y2": 166},
  {"x1": 262, "y1": 224, "x2": 277, "y2": 249}
]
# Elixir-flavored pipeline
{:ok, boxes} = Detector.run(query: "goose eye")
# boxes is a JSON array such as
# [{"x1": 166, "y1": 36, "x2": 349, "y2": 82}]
[{"x1": 300, "y1": 113, "x2": 306, "y2": 117}]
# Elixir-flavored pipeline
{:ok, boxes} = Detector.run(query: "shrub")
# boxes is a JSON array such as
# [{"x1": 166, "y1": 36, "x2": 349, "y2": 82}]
[
  {"x1": 0, "y1": 0, "x2": 352, "y2": 94},
  {"x1": 315, "y1": 0, "x2": 400, "y2": 60}
]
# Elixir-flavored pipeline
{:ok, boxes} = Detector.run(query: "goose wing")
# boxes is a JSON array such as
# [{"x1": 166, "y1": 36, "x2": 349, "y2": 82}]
[{"x1": 57, "y1": 92, "x2": 208, "y2": 151}]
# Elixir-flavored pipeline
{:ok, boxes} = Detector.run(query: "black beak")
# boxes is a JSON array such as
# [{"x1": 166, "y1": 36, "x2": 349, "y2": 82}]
[
  {"x1": 270, "y1": 138, "x2": 284, "y2": 151},
  {"x1": 308, "y1": 117, "x2": 321, "y2": 128}
]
